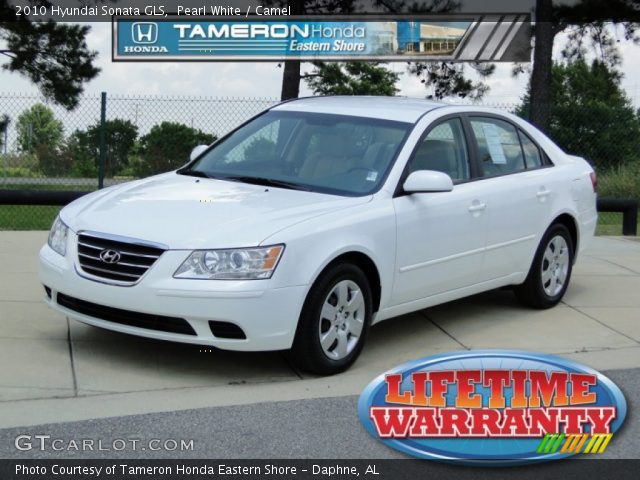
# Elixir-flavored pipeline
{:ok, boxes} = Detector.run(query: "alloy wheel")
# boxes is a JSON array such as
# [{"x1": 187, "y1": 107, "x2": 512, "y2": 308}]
[
  {"x1": 318, "y1": 279, "x2": 366, "y2": 360},
  {"x1": 541, "y1": 235, "x2": 570, "y2": 297}
]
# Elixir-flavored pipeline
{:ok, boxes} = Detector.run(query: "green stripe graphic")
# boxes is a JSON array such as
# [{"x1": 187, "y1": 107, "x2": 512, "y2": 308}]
[
  {"x1": 537, "y1": 434, "x2": 565, "y2": 454},
  {"x1": 537, "y1": 434, "x2": 553, "y2": 453}
]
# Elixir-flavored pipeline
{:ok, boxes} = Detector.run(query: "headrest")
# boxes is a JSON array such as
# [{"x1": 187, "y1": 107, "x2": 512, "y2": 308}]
[{"x1": 413, "y1": 140, "x2": 456, "y2": 173}]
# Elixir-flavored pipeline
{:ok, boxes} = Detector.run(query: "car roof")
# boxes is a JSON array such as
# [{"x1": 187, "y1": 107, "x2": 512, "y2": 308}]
[{"x1": 271, "y1": 96, "x2": 445, "y2": 123}]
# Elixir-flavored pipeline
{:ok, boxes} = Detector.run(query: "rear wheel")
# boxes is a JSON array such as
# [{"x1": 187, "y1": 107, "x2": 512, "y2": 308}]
[
  {"x1": 289, "y1": 263, "x2": 372, "y2": 375},
  {"x1": 514, "y1": 223, "x2": 574, "y2": 309}
]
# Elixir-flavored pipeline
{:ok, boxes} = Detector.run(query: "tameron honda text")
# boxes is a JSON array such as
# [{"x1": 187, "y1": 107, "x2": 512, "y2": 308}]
[{"x1": 358, "y1": 350, "x2": 626, "y2": 465}]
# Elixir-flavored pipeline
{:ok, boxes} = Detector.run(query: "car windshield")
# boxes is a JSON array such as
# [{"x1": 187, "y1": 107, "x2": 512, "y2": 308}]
[{"x1": 183, "y1": 111, "x2": 411, "y2": 196}]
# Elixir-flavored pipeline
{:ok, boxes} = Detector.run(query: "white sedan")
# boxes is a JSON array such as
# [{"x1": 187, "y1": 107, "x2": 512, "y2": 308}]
[{"x1": 39, "y1": 97, "x2": 597, "y2": 374}]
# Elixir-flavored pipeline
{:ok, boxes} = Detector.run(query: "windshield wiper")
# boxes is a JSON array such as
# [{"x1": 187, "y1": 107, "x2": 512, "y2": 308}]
[
  {"x1": 223, "y1": 176, "x2": 312, "y2": 191},
  {"x1": 177, "y1": 169, "x2": 212, "y2": 179}
]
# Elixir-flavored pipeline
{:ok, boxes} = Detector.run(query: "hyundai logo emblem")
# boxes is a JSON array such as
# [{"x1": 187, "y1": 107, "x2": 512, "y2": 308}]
[{"x1": 99, "y1": 249, "x2": 122, "y2": 264}]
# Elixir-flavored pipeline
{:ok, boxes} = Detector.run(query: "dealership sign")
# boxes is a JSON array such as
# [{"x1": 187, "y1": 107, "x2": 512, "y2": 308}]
[
  {"x1": 113, "y1": 16, "x2": 530, "y2": 62},
  {"x1": 358, "y1": 351, "x2": 626, "y2": 465}
]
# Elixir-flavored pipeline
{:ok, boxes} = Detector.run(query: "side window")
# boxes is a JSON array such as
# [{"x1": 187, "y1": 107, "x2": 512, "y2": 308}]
[
  {"x1": 470, "y1": 118, "x2": 526, "y2": 177},
  {"x1": 408, "y1": 118, "x2": 470, "y2": 182},
  {"x1": 518, "y1": 130, "x2": 543, "y2": 168}
]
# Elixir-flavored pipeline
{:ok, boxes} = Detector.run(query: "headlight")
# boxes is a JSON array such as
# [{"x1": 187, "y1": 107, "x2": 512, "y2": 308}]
[
  {"x1": 174, "y1": 245, "x2": 284, "y2": 280},
  {"x1": 48, "y1": 215, "x2": 69, "y2": 256}
]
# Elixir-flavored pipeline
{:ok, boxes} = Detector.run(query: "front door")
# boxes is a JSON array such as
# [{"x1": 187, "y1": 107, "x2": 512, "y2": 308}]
[{"x1": 391, "y1": 117, "x2": 489, "y2": 306}]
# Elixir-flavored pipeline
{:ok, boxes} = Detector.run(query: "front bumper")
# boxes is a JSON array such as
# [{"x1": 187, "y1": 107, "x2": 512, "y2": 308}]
[{"x1": 39, "y1": 241, "x2": 307, "y2": 351}]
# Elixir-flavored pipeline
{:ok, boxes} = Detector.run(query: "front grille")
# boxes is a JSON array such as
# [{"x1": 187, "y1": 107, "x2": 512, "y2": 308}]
[
  {"x1": 77, "y1": 232, "x2": 165, "y2": 285},
  {"x1": 57, "y1": 293, "x2": 196, "y2": 336}
]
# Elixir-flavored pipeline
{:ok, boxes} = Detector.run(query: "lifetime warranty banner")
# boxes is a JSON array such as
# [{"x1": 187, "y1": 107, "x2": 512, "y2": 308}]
[{"x1": 112, "y1": 16, "x2": 531, "y2": 62}]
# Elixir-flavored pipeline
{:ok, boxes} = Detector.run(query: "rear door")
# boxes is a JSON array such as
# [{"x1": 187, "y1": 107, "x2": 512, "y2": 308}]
[{"x1": 466, "y1": 115, "x2": 555, "y2": 281}]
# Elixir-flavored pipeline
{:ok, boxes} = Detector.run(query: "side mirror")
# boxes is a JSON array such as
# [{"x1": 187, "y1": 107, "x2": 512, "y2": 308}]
[
  {"x1": 190, "y1": 145, "x2": 209, "y2": 161},
  {"x1": 403, "y1": 170, "x2": 454, "y2": 194}
]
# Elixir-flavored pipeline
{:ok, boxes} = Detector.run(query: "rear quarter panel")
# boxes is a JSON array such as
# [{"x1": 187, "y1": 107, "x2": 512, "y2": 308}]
[
  {"x1": 527, "y1": 158, "x2": 596, "y2": 264},
  {"x1": 506, "y1": 113, "x2": 597, "y2": 259}
]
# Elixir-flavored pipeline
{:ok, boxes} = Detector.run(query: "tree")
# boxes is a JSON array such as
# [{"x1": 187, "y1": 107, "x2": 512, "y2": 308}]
[
  {"x1": 70, "y1": 119, "x2": 139, "y2": 177},
  {"x1": 265, "y1": 0, "x2": 358, "y2": 100},
  {"x1": 371, "y1": 0, "x2": 497, "y2": 100},
  {"x1": 269, "y1": 0, "x2": 495, "y2": 101},
  {"x1": 526, "y1": 0, "x2": 639, "y2": 130},
  {"x1": 390, "y1": 0, "x2": 638, "y2": 119},
  {"x1": 305, "y1": 62, "x2": 400, "y2": 95},
  {"x1": 409, "y1": 62, "x2": 495, "y2": 100},
  {"x1": 0, "y1": 1, "x2": 99, "y2": 110},
  {"x1": 135, "y1": 122, "x2": 216, "y2": 177},
  {"x1": 0, "y1": 114, "x2": 8, "y2": 151},
  {"x1": 517, "y1": 59, "x2": 640, "y2": 170},
  {"x1": 65, "y1": 131, "x2": 97, "y2": 178},
  {"x1": 528, "y1": 0, "x2": 555, "y2": 131},
  {"x1": 16, "y1": 103, "x2": 67, "y2": 175},
  {"x1": 34, "y1": 142, "x2": 74, "y2": 176},
  {"x1": 16, "y1": 103, "x2": 63, "y2": 154},
  {"x1": 391, "y1": 0, "x2": 638, "y2": 112}
]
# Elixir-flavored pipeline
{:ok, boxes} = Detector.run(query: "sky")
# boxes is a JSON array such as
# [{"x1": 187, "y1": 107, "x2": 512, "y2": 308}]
[{"x1": 1, "y1": 22, "x2": 640, "y2": 107}]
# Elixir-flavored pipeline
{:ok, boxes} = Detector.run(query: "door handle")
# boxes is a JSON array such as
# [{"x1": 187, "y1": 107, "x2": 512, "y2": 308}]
[
  {"x1": 536, "y1": 188, "x2": 552, "y2": 200},
  {"x1": 468, "y1": 203, "x2": 487, "y2": 213}
]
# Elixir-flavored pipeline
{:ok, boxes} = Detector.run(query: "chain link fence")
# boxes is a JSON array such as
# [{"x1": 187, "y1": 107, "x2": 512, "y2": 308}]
[
  {"x1": 0, "y1": 92, "x2": 277, "y2": 229},
  {"x1": 0, "y1": 93, "x2": 637, "y2": 233}
]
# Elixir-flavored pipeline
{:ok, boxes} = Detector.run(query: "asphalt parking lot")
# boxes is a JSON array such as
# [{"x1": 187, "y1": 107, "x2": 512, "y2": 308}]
[
  {"x1": 1, "y1": 232, "x2": 639, "y2": 431},
  {"x1": 1, "y1": 368, "x2": 639, "y2": 458}
]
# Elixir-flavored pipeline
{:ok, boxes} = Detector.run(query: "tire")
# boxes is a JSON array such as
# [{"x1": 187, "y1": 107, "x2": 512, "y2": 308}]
[
  {"x1": 289, "y1": 263, "x2": 373, "y2": 375},
  {"x1": 514, "y1": 223, "x2": 574, "y2": 309}
]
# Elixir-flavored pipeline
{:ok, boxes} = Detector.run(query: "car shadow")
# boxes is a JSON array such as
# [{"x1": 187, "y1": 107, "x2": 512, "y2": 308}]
[{"x1": 67, "y1": 287, "x2": 534, "y2": 388}]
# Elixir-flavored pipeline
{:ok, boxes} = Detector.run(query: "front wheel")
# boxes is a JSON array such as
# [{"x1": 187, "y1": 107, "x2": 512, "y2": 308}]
[
  {"x1": 514, "y1": 223, "x2": 574, "y2": 309},
  {"x1": 289, "y1": 263, "x2": 373, "y2": 375}
]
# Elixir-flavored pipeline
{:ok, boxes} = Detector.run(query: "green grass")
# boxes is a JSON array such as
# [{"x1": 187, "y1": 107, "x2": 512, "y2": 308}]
[
  {"x1": 598, "y1": 163, "x2": 640, "y2": 200},
  {"x1": 596, "y1": 162, "x2": 639, "y2": 236},
  {"x1": 596, "y1": 212, "x2": 639, "y2": 236},
  {"x1": 596, "y1": 223, "x2": 626, "y2": 236},
  {"x1": 0, "y1": 205, "x2": 61, "y2": 230},
  {"x1": 0, "y1": 183, "x2": 95, "y2": 230}
]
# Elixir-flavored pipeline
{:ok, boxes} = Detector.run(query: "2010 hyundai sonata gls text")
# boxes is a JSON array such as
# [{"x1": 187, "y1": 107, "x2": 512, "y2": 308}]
[{"x1": 39, "y1": 97, "x2": 597, "y2": 375}]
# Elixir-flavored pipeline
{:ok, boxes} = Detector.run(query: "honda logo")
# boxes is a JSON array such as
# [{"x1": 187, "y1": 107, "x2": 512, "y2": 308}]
[
  {"x1": 132, "y1": 22, "x2": 158, "y2": 44},
  {"x1": 99, "y1": 249, "x2": 122, "y2": 264}
]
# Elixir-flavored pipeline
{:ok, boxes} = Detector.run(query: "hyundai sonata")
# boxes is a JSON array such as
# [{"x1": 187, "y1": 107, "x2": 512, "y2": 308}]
[{"x1": 40, "y1": 97, "x2": 597, "y2": 374}]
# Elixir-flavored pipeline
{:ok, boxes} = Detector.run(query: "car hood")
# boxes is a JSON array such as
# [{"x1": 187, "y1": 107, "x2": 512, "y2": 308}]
[{"x1": 61, "y1": 173, "x2": 371, "y2": 249}]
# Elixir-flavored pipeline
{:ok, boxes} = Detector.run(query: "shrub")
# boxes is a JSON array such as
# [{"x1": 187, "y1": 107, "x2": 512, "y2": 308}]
[
  {"x1": 16, "y1": 103, "x2": 64, "y2": 154},
  {"x1": 598, "y1": 162, "x2": 640, "y2": 200},
  {"x1": 136, "y1": 122, "x2": 216, "y2": 177},
  {"x1": 35, "y1": 144, "x2": 73, "y2": 177},
  {"x1": 69, "y1": 119, "x2": 138, "y2": 177},
  {"x1": 2, "y1": 167, "x2": 34, "y2": 178},
  {"x1": 2, "y1": 153, "x2": 39, "y2": 170},
  {"x1": 517, "y1": 60, "x2": 640, "y2": 171}
]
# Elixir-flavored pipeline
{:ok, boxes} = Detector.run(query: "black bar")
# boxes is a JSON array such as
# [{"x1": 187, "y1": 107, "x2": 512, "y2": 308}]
[
  {"x1": 0, "y1": 189, "x2": 90, "y2": 206},
  {"x1": 3, "y1": 459, "x2": 640, "y2": 480},
  {"x1": 597, "y1": 198, "x2": 639, "y2": 236},
  {"x1": 98, "y1": 91, "x2": 107, "y2": 189},
  {"x1": 1, "y1": 190, "x2": 637, "y2": 236}
]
